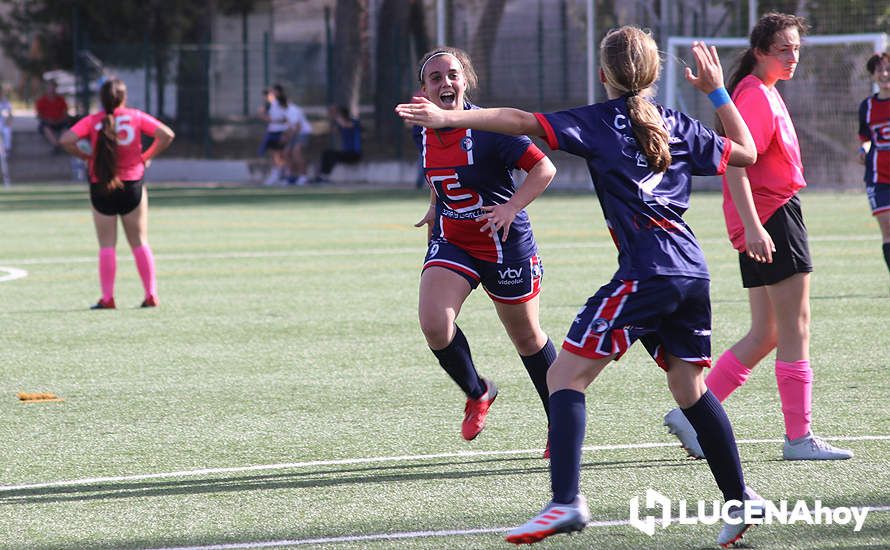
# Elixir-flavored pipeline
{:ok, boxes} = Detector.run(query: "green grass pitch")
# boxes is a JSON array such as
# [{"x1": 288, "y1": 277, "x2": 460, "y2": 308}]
[{"x1": 1, "y1": 184, "x2": 888, "y2": 549}]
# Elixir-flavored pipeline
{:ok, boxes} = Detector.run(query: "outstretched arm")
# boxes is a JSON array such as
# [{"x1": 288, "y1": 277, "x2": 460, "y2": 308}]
[
  {"x1": 395, "y1": 97, "x2": 545, "y2": 137},
  {"x1": 684, "y1": 41, "x2": 756, "y2": 167}
]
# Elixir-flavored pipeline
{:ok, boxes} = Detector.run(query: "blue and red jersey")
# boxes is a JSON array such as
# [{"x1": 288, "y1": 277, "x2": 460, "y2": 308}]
[
  {"x1": 858, "y1": 94, "x2": 890, "y2": 184},
  {"x1": 534, "y1": 97, "x2": 731, "y2": 281},
  {"x1": 413, "y1": 102, "x2": 545, "y2": 263}
]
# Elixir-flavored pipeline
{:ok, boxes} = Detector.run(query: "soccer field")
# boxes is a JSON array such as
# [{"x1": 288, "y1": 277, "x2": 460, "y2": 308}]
[{"x1": 1, "y1": 185, "x2": 888, "y2": 549}]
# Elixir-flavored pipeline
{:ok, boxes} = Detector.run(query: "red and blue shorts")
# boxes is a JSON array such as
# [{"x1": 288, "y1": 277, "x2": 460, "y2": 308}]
[
  {"x1": 867, "y1": 181, "x2": 890, "y2": 216},
  {"x1": 562, "y1": 276, "x2": 712, "y2": 371},
  {"x1": 422, "y1": 238, "x2": 543, "y2": 304}
]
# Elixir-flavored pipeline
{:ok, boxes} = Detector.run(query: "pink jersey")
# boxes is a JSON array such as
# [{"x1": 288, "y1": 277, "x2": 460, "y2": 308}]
[
  {"x1": 722, "y1": 74, "x2": 806, "y2": 251},
  {"x1": 70, "y1": 107, "x2": 162, "y2": 183}
]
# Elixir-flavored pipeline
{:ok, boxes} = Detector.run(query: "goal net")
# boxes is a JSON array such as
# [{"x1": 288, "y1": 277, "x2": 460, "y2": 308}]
[{"x1": 665, "y1": 34, "x2": 888, "y2": 188}]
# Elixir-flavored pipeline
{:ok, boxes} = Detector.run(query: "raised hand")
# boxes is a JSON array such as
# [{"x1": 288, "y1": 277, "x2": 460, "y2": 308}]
[{"x1": 684, "y1": 41, "x2": 725, "y2": 94}]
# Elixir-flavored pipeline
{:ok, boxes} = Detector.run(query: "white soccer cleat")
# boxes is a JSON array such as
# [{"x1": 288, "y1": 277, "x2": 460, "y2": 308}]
[
  {"x1": 664, "y1": 408, "x2": 704, "y2": 459},
  {"x1": 504, "y1": 495, "x2": 590, "y2": 545},
  {"x1": 783, "y1": 432, "x2": 854, "y2": 460},
  {"x1": 717, "y1": 487, "x2": 765, "y2": 548}
]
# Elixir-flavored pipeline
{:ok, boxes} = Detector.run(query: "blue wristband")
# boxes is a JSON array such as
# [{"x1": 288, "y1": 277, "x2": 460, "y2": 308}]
[{"x1": 708, "y1": 87, "x2": 731, "y2": 109}]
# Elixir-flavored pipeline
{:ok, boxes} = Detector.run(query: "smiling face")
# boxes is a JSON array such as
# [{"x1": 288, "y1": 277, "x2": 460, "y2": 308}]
[
  {"x1": 754, "y1": 27, "x2": 801, "y2": 85},
  {"x1": 871, "y1": 59, "x2": 890, "y2": 96},
  {"x1": 421, "y1": 54, "x2": 466, "y2": 111}
]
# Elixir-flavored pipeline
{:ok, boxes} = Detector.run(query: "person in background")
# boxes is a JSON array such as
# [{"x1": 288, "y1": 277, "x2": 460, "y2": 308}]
[
  {"x1": 314, "y1": 105, "x2": 361, "y2": 182},
  {"x1": 662, "y1": 12, "x2": 853, "y2": 462},
  {"x1": 285, "y1": 99, "x2": 312, "y2": 186},
  {"x1": 857, "y1": 52, "x2": 890, "y2": 283},
  {"x1": 59, "y1": 78, "x2": 175, "y2": 309},
  {"x1": 0, "y1": 85, "x2": 13, "y2": 153},
  {"x1": 258, "y1": 84, "x2": 291, "y2": 186},
  {"x1": 36, "y1": 79, "x2": 70, "y2": 152}
]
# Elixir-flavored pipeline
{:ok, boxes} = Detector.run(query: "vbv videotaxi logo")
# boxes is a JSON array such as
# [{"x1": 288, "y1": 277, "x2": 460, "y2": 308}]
[{"x1": 629, "y1": 489, "x2": 870, "y2": 536}]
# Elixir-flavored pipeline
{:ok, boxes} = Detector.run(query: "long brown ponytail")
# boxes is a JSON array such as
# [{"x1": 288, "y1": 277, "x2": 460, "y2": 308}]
[
  {"x1": 600, "y1": 27, "x2": 671, "y2": 173},
  {"x1": 94, "y1": 78, "x2": 127, "y2": 193}
]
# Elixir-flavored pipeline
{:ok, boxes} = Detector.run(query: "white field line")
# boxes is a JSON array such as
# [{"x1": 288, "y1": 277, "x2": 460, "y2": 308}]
[
  {"x1": 0, "y1": 266, "x2": 27, "y2": 282},
  {"x1": 144, "y1": 506, "x2": 890, "y2": 550},
  {"x1": 2, "y1": 435, "x2": 888, "y2": 493},
  {"x1": 0, "y1": 233, "x2": 879, "y2": 267}
]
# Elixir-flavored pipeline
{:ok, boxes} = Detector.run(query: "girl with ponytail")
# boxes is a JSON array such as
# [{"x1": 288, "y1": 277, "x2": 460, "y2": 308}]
[
  {"x1": 60, "y1": 78, "x2": 175, "y2": 309},
  {"x1": 663, "y1": 13, "x2": 854, "y2": 464},
  {"x1": 398, "y1": 26, "x2": 763, "y2": 546}
]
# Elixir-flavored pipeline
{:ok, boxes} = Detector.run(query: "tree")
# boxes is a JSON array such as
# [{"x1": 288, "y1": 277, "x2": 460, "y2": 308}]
[
  {"x1": 331, "y1": 0, "x2": 369, "y2": 116},
  {"x1": 469, "y1": 0, "x2": 507, "y2": 102},
  {"x1": 373, "y1": 0, "x2": 413, "y2": 146}
]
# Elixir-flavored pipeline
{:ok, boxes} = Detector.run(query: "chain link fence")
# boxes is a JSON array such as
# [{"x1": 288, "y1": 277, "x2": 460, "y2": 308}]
[{"x1": 77, "y1": 0, "x2": 889, "y2": 185}]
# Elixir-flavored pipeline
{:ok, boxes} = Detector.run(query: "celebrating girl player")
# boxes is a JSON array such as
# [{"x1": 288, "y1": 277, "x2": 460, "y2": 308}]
[
  {"x1": 663, "y1": 12, "x2": 853, "y2": 462},
  {"x1": 410, "y1": 46, "x2": 558, "y2": 450},
  {"x1": 398, "y1": 27, "x2": 765, "y2": 547},
  {"x1": 60, "y1": 78, "x2": 175, "y2": 309},
  {"x1": 857, "y1": 52, "x2": 890, "y2": 282}
]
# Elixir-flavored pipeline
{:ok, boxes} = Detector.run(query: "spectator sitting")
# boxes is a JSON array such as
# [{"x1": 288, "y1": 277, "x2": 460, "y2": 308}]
[
  {"x1": 36, "y1": 80, "x2": 70, "y2": 152},
  {"x1": 314, "y1": 105, "x2": 361, "y2": 182}
]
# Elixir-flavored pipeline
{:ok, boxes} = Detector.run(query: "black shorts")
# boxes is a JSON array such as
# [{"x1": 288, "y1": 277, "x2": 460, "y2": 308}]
[
  {"x1": 90, "y1": 180, "x2": 144, "y2": 216},
  {"x1": 738, "y1": 194, "x2": 813, "y2": 288}
]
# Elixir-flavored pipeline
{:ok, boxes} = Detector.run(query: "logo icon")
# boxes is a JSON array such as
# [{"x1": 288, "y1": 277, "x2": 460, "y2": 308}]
[
  {"x1": 629, "y1": 489, "x2": 672, "y2": 536},
  {"x1": 460, "y1": 136, "x2": 474, "y2": 151},
  {"x1": 591, "y1": 318, "x2": 610, "y2": 334},
  {"x1": 428, "y1": 243, "x2": 440, "y2": 257}
]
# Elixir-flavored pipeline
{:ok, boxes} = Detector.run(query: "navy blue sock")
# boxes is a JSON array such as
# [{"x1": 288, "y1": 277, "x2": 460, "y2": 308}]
[
  {"x1": 430, "y1": 325, "x2": 486, "y2": 398},
  {"x1": 681, "y1": 390, "x2": 745, "y2": 502},
  {"x1": 549, "y1": 389, "x2": 586, "y2": 504},
  {"x1": 520, "y1": 339, "x2": 556, "y2": 422},
  {"x1": 883, "y1": 243, "x2": 890, "y2": 274}
]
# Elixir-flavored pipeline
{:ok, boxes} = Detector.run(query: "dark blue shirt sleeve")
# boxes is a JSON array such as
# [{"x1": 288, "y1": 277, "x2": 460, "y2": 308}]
[
  {"x1": 492, "y1": 132, "x2": 534, "y2": 170},
  {"x1": 859, "y1": 99, "x2": 870, "y2": 142},
  {"x1": 537, "y1": 105, "x2": 602, "y2": 159},
  {"x1": 669, "y1": 110, "x2": 729, "y2": 176}
]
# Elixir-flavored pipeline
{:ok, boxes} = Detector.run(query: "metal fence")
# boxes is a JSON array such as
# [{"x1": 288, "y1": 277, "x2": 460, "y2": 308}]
[{"x1": 71, "y1": 0, "x2": 890, "y2": 185}]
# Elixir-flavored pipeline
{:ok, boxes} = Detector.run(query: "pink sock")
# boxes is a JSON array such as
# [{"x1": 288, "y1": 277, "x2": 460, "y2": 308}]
[
  {"x1": 775, "y1": 359, "x2": 813, "y2": 440},
  {"x1": 705, "y1": 349, "x2": 752, "y2": 402},
  {"x1": 132, "y1": 245, "x2": 157, "y2": 299},
  {"x1": 98, "y1": 247, "x2": 116, "y2": 301}
]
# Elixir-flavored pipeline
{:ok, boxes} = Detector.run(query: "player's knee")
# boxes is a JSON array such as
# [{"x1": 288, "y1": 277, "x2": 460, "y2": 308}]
[
  {"x1": 510, "y1": 329, "x2": 545, "y2": 356},
  {"x1": 418, "y1": 313, "x2": 453, "y2": 348},
  {"x1": 747, "y1": 325, "x2": 778, "y2": 355}
]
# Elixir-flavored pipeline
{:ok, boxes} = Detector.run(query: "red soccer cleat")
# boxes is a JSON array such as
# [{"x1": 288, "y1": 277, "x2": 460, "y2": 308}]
[
  {"x1": 461, "y1": 378, "x2": 498, "y2": 441},
  {"x1": 141, "y1": 295, "x2": 159, "y2": 308}
]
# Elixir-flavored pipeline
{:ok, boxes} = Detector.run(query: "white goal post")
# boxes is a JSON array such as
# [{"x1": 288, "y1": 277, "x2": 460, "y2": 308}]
[
  {"x1": 665, "y1": 33, "x2": 889, "y2": 111},
  {"x1": 664, "y1": 33, "x2": 889, "y2": 187}
]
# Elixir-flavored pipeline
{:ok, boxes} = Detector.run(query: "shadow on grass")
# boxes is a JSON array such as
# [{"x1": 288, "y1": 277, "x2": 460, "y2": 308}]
[{"x1": 1, "y1": 455, "x2": 695, "y2": 506}]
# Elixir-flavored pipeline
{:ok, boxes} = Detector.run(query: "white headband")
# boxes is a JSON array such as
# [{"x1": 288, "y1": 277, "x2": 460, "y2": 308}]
[{"x1": 418, "y1": 51, "x2": 463, "y2": 82}]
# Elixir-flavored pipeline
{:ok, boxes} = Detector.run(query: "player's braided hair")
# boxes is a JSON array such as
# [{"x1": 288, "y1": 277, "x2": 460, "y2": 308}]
[
  {"x1": 600, "y1": 26, "x2": 671, "y2": 173},
  {"x1": 417, "y1": 46, "x2": 478, "y2": 99},
  {"x1": 95, "y1": 78, "x2": 126, "y2": 194}
]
